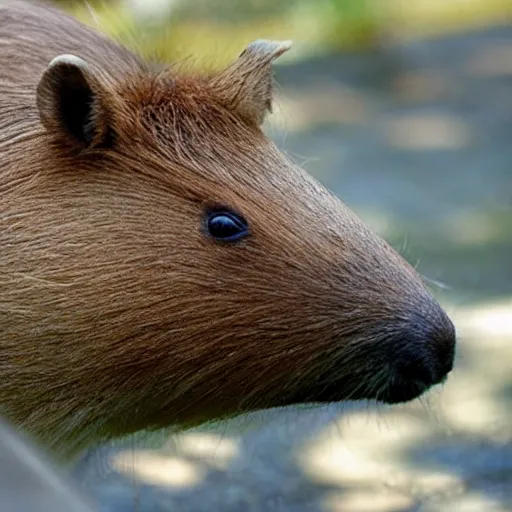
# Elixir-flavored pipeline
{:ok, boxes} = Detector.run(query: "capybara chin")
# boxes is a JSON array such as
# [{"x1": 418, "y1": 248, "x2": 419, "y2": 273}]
[{"x1": 0, "y1": 0, "x2": 456, "y2": 458}]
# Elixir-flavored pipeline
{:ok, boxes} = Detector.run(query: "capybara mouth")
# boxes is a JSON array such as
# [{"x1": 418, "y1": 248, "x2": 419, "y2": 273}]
[
  {"x1": 375, "y1": 373, "x2": 449, "y2": 404},
  {"x1": 282, "y1": 318, "x2": 455, "y2": 407},
  {"x1": 284, "y1": 368, "x2": 449, "y2": 407}
]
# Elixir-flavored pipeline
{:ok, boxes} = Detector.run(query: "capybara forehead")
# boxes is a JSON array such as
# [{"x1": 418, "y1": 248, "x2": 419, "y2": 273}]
[
  {"x1": 117, "y1": 73, "x2": 262, "y2": 145},
  {"x1": 107, "y1": 72, "x2": 280, "y2": 201}
]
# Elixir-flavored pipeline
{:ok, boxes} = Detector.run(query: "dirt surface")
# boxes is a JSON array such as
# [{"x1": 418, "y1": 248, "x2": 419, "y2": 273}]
[{"x1": 72, "y1": 24, "x2": 512, "y2": 512}]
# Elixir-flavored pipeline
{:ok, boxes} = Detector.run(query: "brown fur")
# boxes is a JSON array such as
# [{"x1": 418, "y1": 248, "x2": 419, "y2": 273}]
[{"x1": 0, "y1": 1, "x2": 455, "y2": 458}]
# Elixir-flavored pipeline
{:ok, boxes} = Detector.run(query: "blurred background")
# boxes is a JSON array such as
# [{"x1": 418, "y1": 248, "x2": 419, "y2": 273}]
[{"x1": 21, "y1": 0, "x2": 512, "y2": 510}]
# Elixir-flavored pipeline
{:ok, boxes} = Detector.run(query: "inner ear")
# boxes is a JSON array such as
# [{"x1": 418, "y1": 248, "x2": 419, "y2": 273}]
[
  {"x1": 55, "y1": 65, "x2": 95, "y2": 144},
  {"x1": 37, "y1": 55, "x2": 111, "y2": 148}
]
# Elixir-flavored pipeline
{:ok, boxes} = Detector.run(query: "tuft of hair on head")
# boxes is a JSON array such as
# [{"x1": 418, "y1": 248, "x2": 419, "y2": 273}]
[
  {"x1": 36, "y1": 54, "x2": 113, "y2": 150},
  {"x1": 208, "y1": 39, "x2": 292, "y2": 126}
]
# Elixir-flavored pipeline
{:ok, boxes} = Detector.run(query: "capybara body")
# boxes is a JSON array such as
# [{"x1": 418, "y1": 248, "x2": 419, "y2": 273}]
[{"x1": 0, "y1": 0, "x2": 456, "y2": 458}]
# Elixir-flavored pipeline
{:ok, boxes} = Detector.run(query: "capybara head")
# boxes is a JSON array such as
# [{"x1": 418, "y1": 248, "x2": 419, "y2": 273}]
[{"x1": 0, "y1": 1, "x2": 455, "y2": 457}]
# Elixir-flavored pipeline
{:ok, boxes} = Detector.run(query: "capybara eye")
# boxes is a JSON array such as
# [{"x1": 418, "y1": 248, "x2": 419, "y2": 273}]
[{"x1": 205, "y1": 209, "x2": 249, "y2": 242}]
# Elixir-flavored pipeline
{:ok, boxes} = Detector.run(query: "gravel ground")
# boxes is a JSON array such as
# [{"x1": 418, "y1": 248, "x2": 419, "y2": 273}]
[{"x1": 72, "y1": 24, "x2": 512, "y2": 512}]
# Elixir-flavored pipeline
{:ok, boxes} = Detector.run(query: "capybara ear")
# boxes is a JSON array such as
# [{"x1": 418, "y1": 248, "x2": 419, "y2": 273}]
[
  {"x1": 209, "y1": 39, "x2": 292, "y2": 125},
  {"x1": 36, "y1": 54, "x2": 111, "y2": 149}
]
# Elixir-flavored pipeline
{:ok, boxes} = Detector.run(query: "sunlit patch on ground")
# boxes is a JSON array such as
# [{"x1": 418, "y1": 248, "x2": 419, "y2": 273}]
[
  {"x1": 430, "y1": 492, "x2": 510, "y2": 512},
  {"x1": 452, "y1": 298, "x2": 512, "y2": 339},
  {"x1": 111, "y1": 451, "x2": 204, "y2": 488},
  {"x1": 170, "y1": 432, "x2": 240, "y2": 470},
  {"x1": 110, "y1": 433, "x2": 240, "y2": 488},
  {"x1": 323, "y1": 489, "x2": 415, "y2": 512},
  {"x1": 296, "y1": 408, "x2": 465, "y2": 499}
]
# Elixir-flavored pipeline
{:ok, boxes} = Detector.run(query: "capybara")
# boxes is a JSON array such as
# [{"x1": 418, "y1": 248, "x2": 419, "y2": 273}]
[{"x1": 0, "y1": 0, "x2": 456, "y2": 459}]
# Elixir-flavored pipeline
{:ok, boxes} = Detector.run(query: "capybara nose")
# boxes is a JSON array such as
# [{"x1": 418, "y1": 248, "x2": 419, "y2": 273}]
[
  {"x1": 399, "y1": 314, "x2": 455, "y2": 382},
  {"x1": 381, "y1": 306, "x2": 456, "y2": 403}
]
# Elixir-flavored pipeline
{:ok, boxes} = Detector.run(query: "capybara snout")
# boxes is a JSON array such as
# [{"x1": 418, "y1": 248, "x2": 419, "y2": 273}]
[
  {"x1": 369, "y1": 302, "x2": 456, "y2": 404},
  {"x1": 0, "y1": 0, "x2": 456, "y2": 457}
]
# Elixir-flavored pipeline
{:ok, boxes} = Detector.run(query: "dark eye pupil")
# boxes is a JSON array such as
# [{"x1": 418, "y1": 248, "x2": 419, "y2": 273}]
[
  {"x1": 206, "y1": 211, "x2": 248, "y2": 242},
  {"x1": 209, "y1": 215, "x2": 239, "y2": 237}
]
